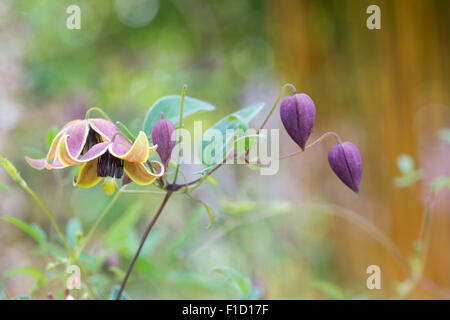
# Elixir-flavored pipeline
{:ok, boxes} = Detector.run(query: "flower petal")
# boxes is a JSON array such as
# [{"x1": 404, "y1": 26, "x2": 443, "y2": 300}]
[
  {"x1": 46, "y1": 120, "x2": 81, "y2": 162},
  {"x1": 109, "y1": 131, "x2": 151, "y2": 163},
  {"x1": 79, "y1": 142, "x2": 109, "y2": 161},
  {"x1": 73, "y1": 159, "x2": 102, "y2": 188},
  {"x1": 63, "y1": 120, "x2": 90, "y2": 160},
  {"x1": 57, "y1": 135, "x2": 82, "y2": 166},
  {"x1": 46, "y1": 155, "x2": 67, "y2": 169},
  {"x1": 25, "y1": 156, "x2": 47, "y2": 170},
  {"x1": 124, "y1": 160, "x2": 164, "y2": 185},
  {"x1": 25, "y1": 120, "x2": 81, "y2": 170},
  {"x1": 88, "y1": 118, "x2": 129, "y2": 144},
  {"x1": 59, "y1": 136, "x2": 110, "y2": 165}
]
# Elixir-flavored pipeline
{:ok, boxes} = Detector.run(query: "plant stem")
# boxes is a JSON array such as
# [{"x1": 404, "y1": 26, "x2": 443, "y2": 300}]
[
  {"x1": 76, "y1": 262, "x2": 98, "y2": 299},
  {"x1": 74, "y1": 191, "x2": 121, "y2": 260},
  {"x1": 166, "y1": 161, "x2": 223, "y2": 192},
  {"x1": 22, "y1": 185, "x2": 98, "y2": 299},
  {"x1": 116, "y1": 191, "x2": 172, "y2": 300},
  {"x1": 257, "y1": 83, "x2": 297, "y2": 133},
  {"x1": 116, "y1": 121, "x2": 136, "y2": 140},
  {"x1": 242, "y1": 83, "x2": 297, "y2": 163},
  {"x1": 171, "y1": 84, "x2": 187, "y2": 186},
  {"x1": 279, "y1": 131, "x2": 342, "y2": 160},
  {"x1": 24, "y1": 186, "x2": 73, "y2": 255},
  {"x1": 85, "y1": 107, "x2": 112, "y2": 121}
]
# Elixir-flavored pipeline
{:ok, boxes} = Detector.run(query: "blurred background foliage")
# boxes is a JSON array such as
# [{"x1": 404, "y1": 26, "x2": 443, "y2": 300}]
[{"x1": 0, "y1": 0, "x2": 449, "y2": 299}]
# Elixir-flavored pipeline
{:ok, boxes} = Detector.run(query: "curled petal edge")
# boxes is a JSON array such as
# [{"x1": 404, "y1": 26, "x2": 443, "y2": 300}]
[{"x1": 124, "y1": 160, "x2": 164, "y2": 186}]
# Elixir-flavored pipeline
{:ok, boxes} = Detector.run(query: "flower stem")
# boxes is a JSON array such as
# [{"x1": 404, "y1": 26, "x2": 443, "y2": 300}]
[
  {"x1": 116, "y1": 121, "x2": 136, "y2": 140},
  {"x1": 279, "y1": 131, "x2": 342, "y2": 160},
  {"x1": 84, "y1": 107, "x2": 112, "y2": 121},
  {"x1": 24, "y1": 186, "x2": 73, "y2": 255},
  {"x1": 116, "y1": 191, "x2": 172, "y2": 299},
  {"x1": 257, "y1": 83, "x2": 297, "y2": 133},
  {"x1": 22, "y1": 187, "x2": 100, "y2": 299},
  {"x1": 243, "y1": 83, "x2": 296, "y2": 163},
  {"x1": 171, "y1": 84, "x2": 187, "y2": 186}
]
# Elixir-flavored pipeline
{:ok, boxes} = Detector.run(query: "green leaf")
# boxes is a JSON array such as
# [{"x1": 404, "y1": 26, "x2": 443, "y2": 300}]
[
  {"x1": 3, "y1": 266, "x2": 47, "y2": 285},
  {"x1": 143, "y1": 95, "x2": 216, "y2": 137},
  {"x1": 2, "y1": 216, "x2": 47, "y2": 249},
  {"x1": 200, "y1": 201, "x2": 214, "y2": 229},
  {"x1": 233, "y1": 134, "x2": 265, "y2": 159},
  {"x1": 109, "y1": 285, "x2": 131, "y2": 300},
  {"x1": 185, "y1": 193, "x2": 214, "y2": 228},
  {"x1": 66, "y1": 217, "x2": 83, "y2": 249},
  {"x1": 205, "y1": 176, "x2": 217, "y2": 186},
  {"x1": 213, "y1": 266, "x2": 252, "y2": 298},
  {"x1": 46, "y1": 126, "x2": 59, "y2": 149},
  {"x1": 199, "y1": 103, "x2": 264, "y2": 169}
]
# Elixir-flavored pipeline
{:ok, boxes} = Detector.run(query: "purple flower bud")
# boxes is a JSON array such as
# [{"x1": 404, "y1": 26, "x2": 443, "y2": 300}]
[
  {"x1": 280, "y1": 93, "x2": 316, "y2": 150},
  {"x1": 151, "y1": 112, "x2": 176, "y2": 170},
  {"x1": 328, "y1": 142, "x2": 362, "y2": 193}
]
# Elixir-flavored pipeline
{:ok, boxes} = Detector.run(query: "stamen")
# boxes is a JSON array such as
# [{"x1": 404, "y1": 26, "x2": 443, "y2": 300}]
[{"x1": 97, "y1": 151, "x2": 124, "y2": 179}]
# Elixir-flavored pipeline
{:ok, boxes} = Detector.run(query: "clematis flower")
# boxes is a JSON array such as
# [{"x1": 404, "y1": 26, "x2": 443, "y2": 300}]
[{"x1": 26, "y1": 118, "x2": 163, "y2": 195}]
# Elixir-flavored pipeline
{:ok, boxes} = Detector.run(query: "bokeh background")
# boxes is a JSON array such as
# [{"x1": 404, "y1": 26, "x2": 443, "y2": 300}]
[{"x1": 0, "y1": 0, "x2": 449, "y2": 299}]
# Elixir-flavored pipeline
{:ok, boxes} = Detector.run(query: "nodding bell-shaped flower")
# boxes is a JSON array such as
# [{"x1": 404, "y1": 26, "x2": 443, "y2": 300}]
[
  {"x1": 280, "y1": 93, "x2": 316, "y2": 150},
  {"x1": 328, "y1": 142, "x2": 362, "y2": 193},
  {"x1": 151, "y1": 112, "x2": 176, "y2": 170},
  {"x1": 26, "y1": 118, "x2": 164, "y2": 195}
]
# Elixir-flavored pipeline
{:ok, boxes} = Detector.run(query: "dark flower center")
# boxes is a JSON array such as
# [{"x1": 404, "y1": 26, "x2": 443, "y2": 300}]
[
  {"x1": 84, "y1": 128, "x2": 102, "y2": 153},
  {"x1": 83, "y1": 128, "x2": 124, "y2": 179},
  {"x1": 97, "y1": 152, "x2": 124, "y2": 179}
]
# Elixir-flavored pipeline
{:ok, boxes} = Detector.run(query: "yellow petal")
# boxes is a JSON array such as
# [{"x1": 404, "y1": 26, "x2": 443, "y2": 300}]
[
  {"x1": 124, "y1": 160, "x2": 164, "y2": 185},
  {"x1": 73, "y1": 159, "x2": 102, "y2": 188},
  {"x1": 109, "y1": 131, "x2": 151, "y2": 163}
]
